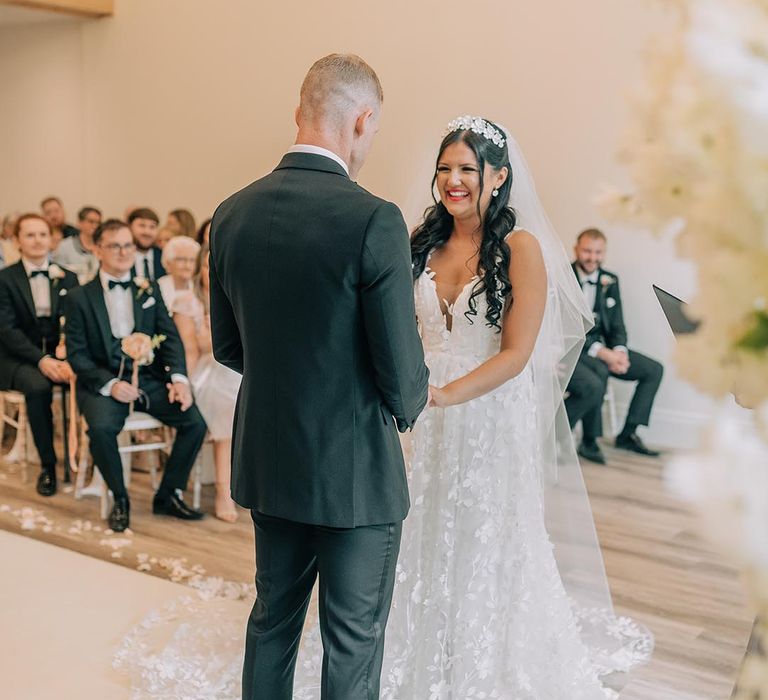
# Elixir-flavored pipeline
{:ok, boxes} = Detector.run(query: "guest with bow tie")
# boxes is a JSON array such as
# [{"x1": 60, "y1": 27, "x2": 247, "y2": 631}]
[
  {"x1": 565, "y1": 228, "x2": 663, "y2": 464},
  {"x1": 64, "y1": 219, "x2": 207, "y2": 532},
  {"x1": 0, "y1": 214, "x2": 79, "y2": 495}
]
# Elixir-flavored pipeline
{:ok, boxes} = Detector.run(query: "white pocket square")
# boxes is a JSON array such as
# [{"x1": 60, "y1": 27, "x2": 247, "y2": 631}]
[
  {"x1": 606, "y1": 297, "x2": 616, "y2": 308},
  {"x1": 142, "y1": 296, "x2": 156, "y2": 309},
  {"x1": 58, "y1": 288, "x2": 67, "y2": 296}
]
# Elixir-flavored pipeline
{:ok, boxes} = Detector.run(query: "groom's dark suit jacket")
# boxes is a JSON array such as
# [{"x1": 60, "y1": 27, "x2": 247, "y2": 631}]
[{"x1": 209, "y1": 152, "x2": 429, "y2": 527}]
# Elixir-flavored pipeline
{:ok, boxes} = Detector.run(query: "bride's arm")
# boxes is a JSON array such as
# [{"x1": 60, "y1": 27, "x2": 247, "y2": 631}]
[{"x1": 432, "y1": 230, "x2": 547, "y2": 407}]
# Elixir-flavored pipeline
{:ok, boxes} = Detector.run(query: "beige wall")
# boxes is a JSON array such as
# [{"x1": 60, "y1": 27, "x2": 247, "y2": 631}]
[{"x1": 1, "y1": 0, "x2": 722, "y2": 446}]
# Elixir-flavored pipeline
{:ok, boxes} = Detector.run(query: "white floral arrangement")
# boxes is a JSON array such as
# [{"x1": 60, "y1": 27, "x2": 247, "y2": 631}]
[
  {"x1": 597, "y1": 0, "x2": 768, "y2": 409},
  {"x1": 601, "y1": 2, "x2": 768, "y2": 692}
]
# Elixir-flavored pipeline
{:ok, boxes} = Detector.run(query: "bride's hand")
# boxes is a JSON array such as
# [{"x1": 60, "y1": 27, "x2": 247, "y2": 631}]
[{"x1": 429, "y1": 385, "x2": 450, "y2": 408}]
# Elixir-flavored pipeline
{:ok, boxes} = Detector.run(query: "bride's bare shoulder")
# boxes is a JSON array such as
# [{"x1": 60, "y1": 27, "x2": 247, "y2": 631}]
[{"x1": 505, "y1": 229, "x2": 542, "y2": 256}]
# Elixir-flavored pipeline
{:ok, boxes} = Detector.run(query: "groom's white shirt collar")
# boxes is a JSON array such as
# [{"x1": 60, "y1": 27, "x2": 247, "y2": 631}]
[{"x1": 288, "y1": 144, "x2": 350, "y2": 176}]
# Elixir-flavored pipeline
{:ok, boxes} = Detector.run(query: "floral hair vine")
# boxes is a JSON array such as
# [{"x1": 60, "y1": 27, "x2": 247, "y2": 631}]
[{"x1": 445, "y1": 115, "x2": 506, "y2": 149}]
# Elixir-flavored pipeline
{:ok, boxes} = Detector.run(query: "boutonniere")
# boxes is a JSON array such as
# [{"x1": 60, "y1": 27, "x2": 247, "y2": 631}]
[
  {"x1": 600, "y1": 274, "x2": 615, "y2": 289},
  {"x1": 133, "y1": 276, "x2": 152, "y2": 299},
  {"x1": 48, "y1": 264, "x2": 65, "y2": 286}
]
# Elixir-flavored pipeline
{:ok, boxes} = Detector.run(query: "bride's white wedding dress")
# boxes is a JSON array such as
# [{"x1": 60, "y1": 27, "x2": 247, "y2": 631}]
[
  {"x1": 373, "y1": 253, "x2": 651, "y2": 698},
  {"x1": 114, "y1": 243, "x2": 652, "y2": 699}
]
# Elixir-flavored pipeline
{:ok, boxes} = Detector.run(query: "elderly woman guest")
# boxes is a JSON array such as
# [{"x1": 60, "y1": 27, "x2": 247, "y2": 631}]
[
  {"x1": 166, "y1": 208, "x2": 197, "y2": 239},
  {"x1": 173, "y1": 247, "x2": 240, "y2": 522},
  {"x1": 157, "y1": 236, "x2": 201, "y2": 311}
]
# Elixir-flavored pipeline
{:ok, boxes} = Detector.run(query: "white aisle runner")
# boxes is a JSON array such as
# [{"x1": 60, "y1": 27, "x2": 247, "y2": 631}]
[{"x1": 0, "y1": 530, "x2": 191, "y2": 699}]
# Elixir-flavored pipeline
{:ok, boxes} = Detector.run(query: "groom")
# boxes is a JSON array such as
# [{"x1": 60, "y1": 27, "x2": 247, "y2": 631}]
[{"x1": 209, "y1": 54, "x2": 430, "y2": 699}]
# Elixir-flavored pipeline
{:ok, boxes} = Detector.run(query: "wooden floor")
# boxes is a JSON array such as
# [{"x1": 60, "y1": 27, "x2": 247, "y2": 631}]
[{"x1": 0, "y1": 441, "x2": 753, "y2": 700}]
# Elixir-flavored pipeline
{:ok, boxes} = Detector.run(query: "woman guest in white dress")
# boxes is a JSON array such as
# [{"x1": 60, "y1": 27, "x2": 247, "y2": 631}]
[
  {"x1": 157, "y1": 236, "x2": 200, "y2": 311},
  {"x1": 173, "y1": 247, "x2": 241, "y2": 523}
]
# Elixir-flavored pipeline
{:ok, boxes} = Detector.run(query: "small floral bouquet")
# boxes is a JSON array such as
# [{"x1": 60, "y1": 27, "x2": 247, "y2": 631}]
[
  {"x1": 120, "y1": 332, "x2": 166, "y2": 412},
  {"x1": 48, "y1": 263, "x2": 65, "y2": 286}
]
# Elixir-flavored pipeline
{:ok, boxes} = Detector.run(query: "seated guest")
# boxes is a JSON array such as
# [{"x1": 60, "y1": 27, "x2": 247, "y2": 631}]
[
  {"x1": 196, "y1": 217, "x2": 211, "y2": 247},
  {"x1": 155, "y1": 226, "x2": 176, "y2": 250},
  {"x1": 52, "y1": 206, "x2": 102, "y2": 282},
  {"x1": 173, "y1": 248, "x2": 240, "y2": 522},
  {"x1": 128, "y1": 208, "x2": 165, "y2": 282},
  {"x1": 565, "y1": 228, "x2": 664, "y2": 464},
  {"x1": 64, "y1": 219, "x2": 207, "y2": 532},
  {"x1": 157, "y1": 236, "x2": 200, "y2": 311},
  {"x1": 166, "y1": 209, "x2": 196, "y2": 239},
  {"x1": 1, "y1": 213, "x2": 21, "y2": 268},
  {"x1": 41, "y1": 196, "x2": 79, "y2": 245},
  {"x1": 0, "y1": 214, "x2": 79, "y2": 495}
]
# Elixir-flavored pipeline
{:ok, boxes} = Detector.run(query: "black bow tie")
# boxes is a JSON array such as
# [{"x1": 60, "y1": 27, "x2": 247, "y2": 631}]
[
  {"x1": 582, "y1": 279, "x2": 597, "y2": 286},
  {"x1": 29, "y1": 269, "x2": 48, "y2": 279},
  {"x1": 108, "y1": 279, "x2": 131, "y2": 290}
]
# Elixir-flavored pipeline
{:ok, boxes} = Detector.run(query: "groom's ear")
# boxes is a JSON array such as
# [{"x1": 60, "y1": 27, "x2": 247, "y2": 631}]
[
  {"x1": 354, "y1": 109, "x2": 375, "y2": 137},
  {"x1": 294, "y1": 106, "x2": 301, "y2": 128}
]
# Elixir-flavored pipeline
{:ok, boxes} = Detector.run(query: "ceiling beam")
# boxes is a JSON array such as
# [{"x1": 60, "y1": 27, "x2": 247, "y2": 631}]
[{"x1": 0, "y1": 0, "x2": 113, "y2": 18}]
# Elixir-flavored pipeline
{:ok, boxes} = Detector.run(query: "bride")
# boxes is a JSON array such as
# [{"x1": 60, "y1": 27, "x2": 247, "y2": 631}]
[
  {"x1": 115, "y1": 117, "x2": 652, "y2": 698},
  {"x1": 371, "y1": 116, "x2": 653, "y2": 698}
]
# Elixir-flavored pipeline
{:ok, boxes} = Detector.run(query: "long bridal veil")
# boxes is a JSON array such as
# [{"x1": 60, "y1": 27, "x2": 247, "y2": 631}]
[{"x1": 502, "y1": 129, "x2": 653, "y2": 684}]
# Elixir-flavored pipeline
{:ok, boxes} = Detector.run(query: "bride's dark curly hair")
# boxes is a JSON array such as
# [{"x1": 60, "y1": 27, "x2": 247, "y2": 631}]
[{"x1": 411, "y1": 120, "x2": 516, "y2": 331}]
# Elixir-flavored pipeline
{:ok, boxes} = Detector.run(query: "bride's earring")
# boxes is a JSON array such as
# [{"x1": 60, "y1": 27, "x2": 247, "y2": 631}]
[{"x1": 492, "y1": 189, "x2": 499, "y2": 197}]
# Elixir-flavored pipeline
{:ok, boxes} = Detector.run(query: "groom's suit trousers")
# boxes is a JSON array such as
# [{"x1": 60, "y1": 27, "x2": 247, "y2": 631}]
[{"x1": 243, "y1": 511, "x2": 402, "y2": 700}]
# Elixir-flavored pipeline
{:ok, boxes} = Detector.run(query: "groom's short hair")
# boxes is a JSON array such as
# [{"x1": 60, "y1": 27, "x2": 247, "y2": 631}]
[{"x1": 299, "y1": 53, "x2": 383, "y2": 126}]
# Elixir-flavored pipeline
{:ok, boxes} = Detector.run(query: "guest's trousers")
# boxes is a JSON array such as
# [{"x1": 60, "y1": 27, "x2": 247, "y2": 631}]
[
  {"x1": 565, "y1": 349, "x2": 663, "y2": 439},
  {"x1": 4, "y1": 364, "x2": 61, "y2": 469},
  {"x1": 243, "y1": 511, "x2": 402, "y2": 700},
  {"x1": 77, "y1": 376, "x2": 207, "y2": 499}
]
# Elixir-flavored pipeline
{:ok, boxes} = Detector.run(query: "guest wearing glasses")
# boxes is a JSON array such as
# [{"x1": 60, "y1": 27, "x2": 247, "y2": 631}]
[
  {"x1": 52, "y1": 206, "x2": 102, "y2": 282},
  {"x1": 64, "y1": 219, "x2": 207, "y2": 532},
  {"x1": 157, "y1": 236, "x2": 201, "y2": 312}
]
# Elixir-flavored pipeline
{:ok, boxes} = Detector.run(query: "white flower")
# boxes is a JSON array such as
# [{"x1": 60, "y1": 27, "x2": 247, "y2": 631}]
[{"x1": 48, "y1": 263, "x2": 65, "y2": 280}]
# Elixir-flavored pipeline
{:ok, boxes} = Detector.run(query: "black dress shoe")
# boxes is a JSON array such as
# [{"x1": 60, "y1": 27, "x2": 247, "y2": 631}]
[
  {"x1": 577, "y1": 440, "x2": 606, "y2": 465},
  {"x1": 152, "y1": 492, "x2": 204, "y2": 521},
  {"x1": 615, "y1": 433, "x2": 660, "y2": 457},
  {"x1": 36, "y1": 470, "x2": 57, "y2": 497},
  {"x1": 109, "y1": 497, "x2": 130, "y2": 533}
]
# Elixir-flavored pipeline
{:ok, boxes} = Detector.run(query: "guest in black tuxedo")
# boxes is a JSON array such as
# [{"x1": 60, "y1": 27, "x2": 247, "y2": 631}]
[
  {"x1": 128, "y1": 208, "x2": 165, "y2": 282},
  {"x1": 41, "y1": 196, "x2": 79, "y2": 244},
  {"x1": 0, "y1": 214, "x2": 79, "y2": 495},
  {"x1": 565, "y1": 228, "x2": 663, "y2": 464},
  {"x1": 211, "y1": 54, "x2": 429, "y2": 699},
  {"x1": 64, "y1": 219, "x2": 207, "y2": 532}
]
